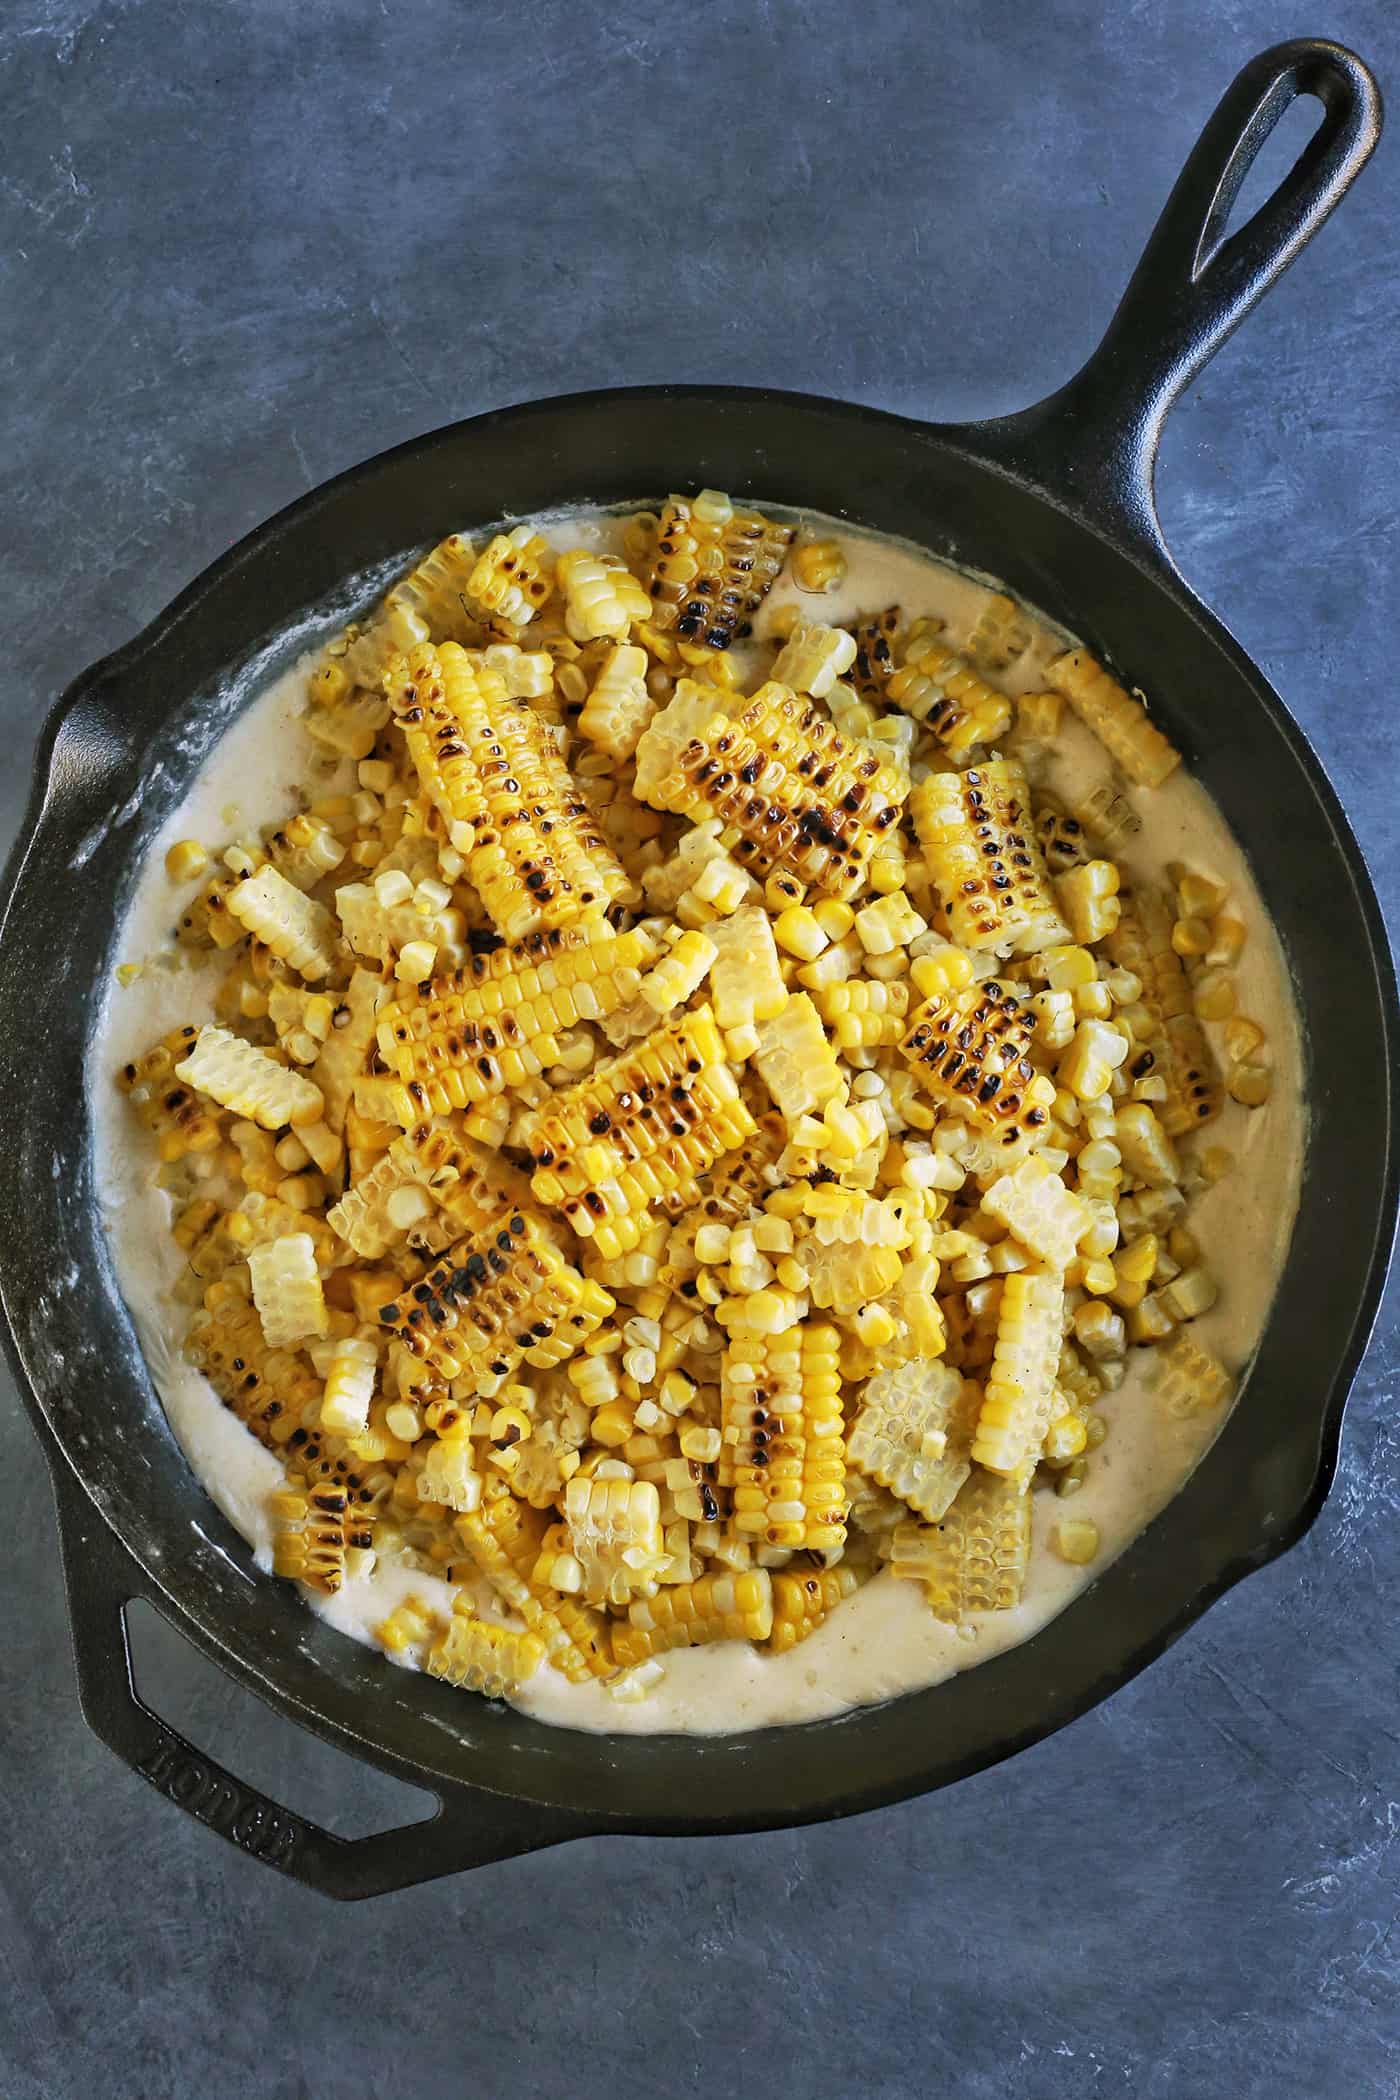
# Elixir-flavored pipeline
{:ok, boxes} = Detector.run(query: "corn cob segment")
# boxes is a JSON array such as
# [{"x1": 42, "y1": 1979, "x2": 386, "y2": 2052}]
[
  {"x1": 1046, "y1": 647, "x2": 1181, "y2": 788},
  {"x1": 967, "y1": 591, "x2": 1033, "y2": 673},
  {"x1": 185, "y1": 1287, "x2": 323, "y2": 1451},
  {"x1": 326, "y1": 1120, "x2": 531, "y2": 1259},
  {"x1": 271, "y1": 1475, "x2": 370, "y2": 1595},
  {"x1": 556, "y1": 549, "x2": 651, "y2": 640},
  {"x1": 815, "y1": 977, "x2": 910, "y2": 1052},
  {"x1": 847, "y1": 607, "x2": 902, "y2": 705},
  {"x1": 522, "y1": 1006, "x2": 757, "y2": 1258},
  {"x1": 899, "y1": 980, "x2": 1051, "y2": 1139},
  {"x1": 248, "y1": 1234, "x2": 329, "y2": 1350},
  {"x1": 770, "y1": 622, "x2": 858, "y2": 699},
  {"x1": 175, "y1": 1024, "x2": 324, "y2": 1129},
  {"x1": 848, "y1": 1359, "x2": 969, "y2": 1522},
  {"x1": 320, "y1": 1334, "x2": 378, "y2": 1437},
  {"x1": 263, "y1": 812, "x2": 347, "y2": 891},
  {"x1": 982, "y1": 1155, "x2": 1089, "y2": 1270},
  {"x1": 563, "y1": 1475, "x2": 667, "y2": 1605},
  {"x1": 425, "y1": 1615, "x2": 546, "y2": 1695},
  {"x1": 1155, "y1": 1330, "x2": 1234, "y2": 1417},
  {"x1": 645, "y1": 683, "x2": 908, "y2": 900},
  {"x1": 631, "y1": 678, "x2": 732, "y2": 805},
  {"x1": 611, "y1": 1568, "x2": 774, "y2": 1668},
  {"x1": 226, "y1": 866, "x2": 340, "y2": 981},
  {"x1": 768, "y1": 1565, "x2": 861, "y2": 1652},
  {"x1": 889, "y1": 1467, "x2": 1032, "y2": 1621},
  {"x1": 467, "y1": 526, "x2": 553, "y2": 627},
  {"x1": 1034, "y1": 798, "x2": 1092, "y2": 874},
  {"x1": 577, "y1": 643, "x2": 655, "y2": 760},
  {"x1": 720, "y1": 1319, "x2": 847, "y2": 1552},
  {"x1": 707, "y1": 905, "x2": 789, "y2": 1033},
  {"x1": 642, "y1": 491, "x2": 794, "y2": 651},
  {"x1": 376, "y1": 1212, "x2": 614, "y2": 1397},
  {"x1": 971, "y1": 1267, "x2": 1066, "y2": 1487},
  {"x1": 455, "y1": 1498, "x2": 613, "y2": 1681},
  {"x1": 911, "y1": 761, "x2": 1069, "y2": 954},
  {"x1": 118, "y1": 1025, "x2": 225, "y2": 1161},
  {"x1": 1109, "y1": 889, "x2": 1223, "y2": 1134},
  {"x1": 373, "y1": 921, "x2": 659, "y2": 1119},
  {"x1": 312, "y1": 968, "x2": 383, "y2": 1134},
  {"x1": 753, "y1": 993, "x2": 846, "y2": 1125},
  {"x1": 887, "y1": 638, "x2": 1015, "y2": 759},
  {"x1": 389, "y1": 641, "x2": 630, "y2": 937},
  {"x1": 382, "y1": 532, "x2": 481, "y2": 645}
]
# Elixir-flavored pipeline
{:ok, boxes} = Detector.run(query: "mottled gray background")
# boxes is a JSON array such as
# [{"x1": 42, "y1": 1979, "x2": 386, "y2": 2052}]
[{"x1": 4, "y1": 2, "x2": 1398, "y2": 2095}]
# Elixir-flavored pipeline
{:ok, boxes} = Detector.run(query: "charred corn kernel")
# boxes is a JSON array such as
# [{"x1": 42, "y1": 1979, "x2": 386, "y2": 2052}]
[
  {"x1": 165, "y1": 839, "x2": 208, "y2": 883},
  {"x1": 643, "y1": 493, "x2": 793, "y2": 649},
  {"x1": 426, "y1": 1615, "x2": 545, "y2": 1695},
  {"x1": 639, "y1": 929, "x2": 716, "y2": 1013},
  {"x1": 708, "y1": 906, "x2": 789, "y2": 1030},
  {"x1": 465, "y1": 526, "x2": 553, "y2": 626},
  {"x1": 972, "y1": 1268, "x2": 1064, "y2": 1487},
  {"x1": 887, "y1": 637, "x2": 1014, "y2": 757},
  {"x1": 389, "y1": 642, "x2": 630, "y2": 938},
  {"x1": 320, "y1": 1334, "x2": 377, "y2": 1436},
  {"x1": 911, "y1": 762, "x2": 1068, "y2": 954},
  {"x1": 646, "y1": 683, "x2": 907, "y2": 900},
  {"x1": 847, "y1": 607, "x2": 902, "y2": 704},
  {"x1": 1060, "y1": 1018, "x2": 1129, "y2": 1102},
  {"x1": 1228, "y1": 1063, "x2": 1272, "y2": 1107},
  {"x1": 770, "y1": 622, "x2": 857, "y2": 697},
  {"x1": 394, "y1": 939, "x2": 437, "y2": 984},
  {"x1": 118, "y1": 1026, "x2": 229, "y2": 1162},
  {"x1": 272, "y1": 1476, "x2": 364, "y2": 1596},
  {"x1": 612, "y1": 1568, "x2": 774, "y2": 1666},
  {"x1": 248, "y1": 1234, "x2": 328, "y2": 1349},
  {"x1": 786, "y1": 537, "x2": 843, "y2": 594},
  {"x1": 1224, "y1": 1016, "x2": 1266, "y2": 1065},
  {"x1": 1053, "y1": 1516, "x2": 1100, "y2": 1564},
  {"x1": 753, "y1": 993, "x2": 846, "y2": 1126},
  {"x1": 849, "y1": 1360, "x2": 974, "y2": 1523},
  {"x1": 1156, "y1": 1330, "x2": 1233, "y2": 1416},
  {"x1": 982, "y1": 1155, "x2": 1089, "y2": 1270},
  {"x1": 968, "y1": 590, "x2": 1033, "y2": 672},
  {"x1": 577, "y1": 643, "x2": 654, "y2": 759},
  {"x1": 1056, "y1": 859, "x2": 1121, "y2": 946},
  {"x1": 175, "y1": 1025, "x2": 324, "y2": 1130},
  {"x1": 1046, "y1": 647, "x2": 1180, "y2": 787},
  {"x1": 720, "y1": 1320, "x2": 845, "y2": 1551},
  {"x1": 890, "y1": 1470, "x2": 1032, "y2": 1620},
  {"x1": 377, "y1": 1212, "x2": 613, "y2": 1398},
  {"x1": 769, "y1": 1565, "x2": 861, "y2": 1652},
  {"x1": 773, "y1": 905, "x2": 829, "y2": 961},
  {"x1": 1073, "y1": 1299, "x2": 1126, "y2": 1360},
  {"x1": 1018, "y1": 691, "x2": 1065, "y2": 740},
  {"x1": 1208, "y1": 914, "x2": 1247, "y2": 967},
  {"x1": 327, "y1": 1121, "x2": 529, "y2": 1261},
  {"x1": 900, "y1": 978, "x2": 1051, "y2": 1146},
  {"x1": 374, "y1": 920, "x2": 657, "y2": 1117},
  {"x1": 523, "y1": 1006, "x2": 756, "y2": 1257}
]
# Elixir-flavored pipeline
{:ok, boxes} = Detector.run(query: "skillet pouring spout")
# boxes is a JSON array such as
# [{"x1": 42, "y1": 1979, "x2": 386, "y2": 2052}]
[{"x1": 0, "y1": 38, "x2": 1393, "y2": 1895}]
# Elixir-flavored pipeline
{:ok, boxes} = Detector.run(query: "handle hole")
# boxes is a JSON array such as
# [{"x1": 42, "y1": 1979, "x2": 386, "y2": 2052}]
[
  {"x1": 1199, "y1": 91, "x2": 1328, "y2": 274},
  {"x1": 127, "y1": 1601, "x2": 437, "y2": 1839}
]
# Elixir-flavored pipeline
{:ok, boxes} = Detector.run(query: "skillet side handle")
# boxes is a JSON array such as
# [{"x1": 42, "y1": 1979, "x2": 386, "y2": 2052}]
[
  {"x1": 971, "y1": 40, "x2": 1382, "y2": 547},
  {"x1": 51, "y1": 1471, "x2": 595, "y2": 1899}
]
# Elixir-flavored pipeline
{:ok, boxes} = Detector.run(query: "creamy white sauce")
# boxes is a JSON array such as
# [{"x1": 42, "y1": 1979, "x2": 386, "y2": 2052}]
[{"x1": 90, "y1": 510, "x2": 1303, "y2": 1736}]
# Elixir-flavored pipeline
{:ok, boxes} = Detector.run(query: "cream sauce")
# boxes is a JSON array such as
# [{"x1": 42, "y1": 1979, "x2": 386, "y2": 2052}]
[{"x1": 90, "y1": 509, "x2": 1304, "y2": 1735}]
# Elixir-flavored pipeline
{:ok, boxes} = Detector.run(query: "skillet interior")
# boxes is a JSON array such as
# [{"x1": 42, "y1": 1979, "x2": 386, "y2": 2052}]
[{"x1": 4, "y1": 386, "x2": 1393, "y2": 1834}]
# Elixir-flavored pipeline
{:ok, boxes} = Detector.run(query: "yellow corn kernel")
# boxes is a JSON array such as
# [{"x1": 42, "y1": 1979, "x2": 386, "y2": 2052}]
[
  {"x1": 639, "y1": 929, "x2": 716, "y2": 1014},
  {"x1": 1191, "y1": 968, "x2": 1236, "y2": 1022},
  {"x1": 1178, "y1": 870, "x2": 1228, "y2": 918},
  {"x1": 1042, "y1": 1412, "x2": 1087, "y2": 1464},
  {"x1": 1228, "y1": 1063, "x2": 1272, "y2": 1107},
  {"x1": 165, "y1": 839, "x2": 208, "y2": 883},
  {"x1": 1113, "y1": 1101, "x2": 1179, "y2": 1188},
  {"x1": 772, "y1": 905, "x2": 830, "y2": 962},
  {"x1": 1017, "y1": 691, "x2": 1064, "y2": 739},
  {"x1": 394, "y1": 939, "x2": 437, "y2": 984},
  {"x1": 793, "y1": 538, "x2": 846, "y2": 593},
  {"x1": 854, "y1": 891, "x2": 927, "y2": 956},
  {"x1": 770, "y1": 622, "x2": 857, "y2": 697},
  {"x1": 1052, "y1": 1517, "x2": 1100, "y2": 1564},
  {"x1": 1224, "y1": 1015, "x2": 1265, "y2": 1065},
  {"x1": 1208, "y1": 914, "x2": 1248, "y2": 967},
  {"x1": 1059, "y1": 1019, "x2": 1129, "y2": 1102}
]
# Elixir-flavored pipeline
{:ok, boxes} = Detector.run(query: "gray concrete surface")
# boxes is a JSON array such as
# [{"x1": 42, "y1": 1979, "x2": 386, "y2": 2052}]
[{"x1": 4, "y1": 3, "x2": 1399, "y2": 2095}]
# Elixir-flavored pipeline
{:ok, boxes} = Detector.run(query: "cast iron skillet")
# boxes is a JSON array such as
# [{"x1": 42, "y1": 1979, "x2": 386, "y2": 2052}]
[{"x1": 2, "y1": 41, "x2": 1394, "y2": 1899}]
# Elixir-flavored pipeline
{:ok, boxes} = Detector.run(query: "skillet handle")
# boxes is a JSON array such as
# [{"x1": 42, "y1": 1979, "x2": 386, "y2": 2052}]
[
  {"x1": 967, "y1": 40, "x2": 1382, "y2": 548},
  {"x1": 52, "y1": 1470, "x2": 595, "y2": 1899}
]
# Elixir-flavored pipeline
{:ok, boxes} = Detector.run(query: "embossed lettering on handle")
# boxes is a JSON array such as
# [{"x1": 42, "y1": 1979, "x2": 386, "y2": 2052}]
[{"x1": 136, "y1": 1739, "x2": 302, "y2": 1869}]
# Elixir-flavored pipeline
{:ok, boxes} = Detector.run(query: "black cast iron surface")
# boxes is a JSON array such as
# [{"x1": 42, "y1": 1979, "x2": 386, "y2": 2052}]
[{"x1": 4, "y1": 2, "x2": 1399, "y2": 2094}]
